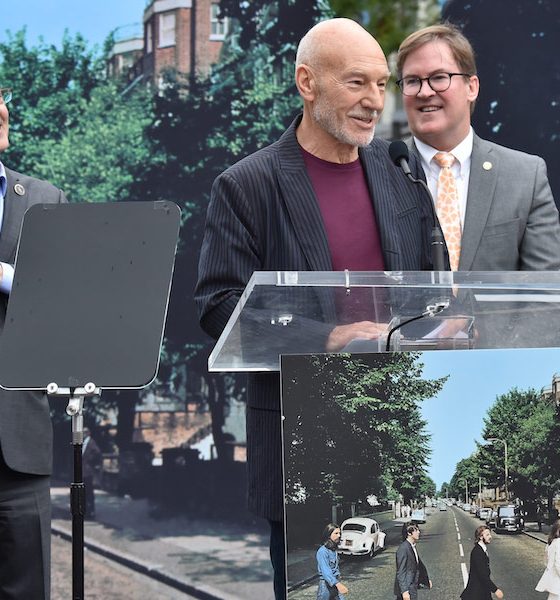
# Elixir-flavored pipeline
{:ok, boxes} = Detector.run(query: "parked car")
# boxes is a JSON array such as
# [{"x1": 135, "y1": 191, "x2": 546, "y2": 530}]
[
  {"x1": 478, "y1": 507, "x2": 492, "y2": 521},
  {"x1": 438, "y1": 502, "x2": 447, "y2": 511},
  {"x1": 411, "y1": 508, "x2": 426, "y2": 524},
  {"x1": 470, "y1": 504, "x2": 478, "y2": 514},
  {"x1": 463, "y1": 503, "x2": 471, "y2": 512},
  {"x1": 338, "y1": 518, "x2": 385, "y2": 558},
  {"x1": 495, "y1": 504, "x2": 524, "y2": 533}
]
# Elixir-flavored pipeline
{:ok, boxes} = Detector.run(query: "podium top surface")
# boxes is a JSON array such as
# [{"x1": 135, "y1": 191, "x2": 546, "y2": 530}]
[{"x1": 209, "y1": 270, "x2": 560, "y2": 372}]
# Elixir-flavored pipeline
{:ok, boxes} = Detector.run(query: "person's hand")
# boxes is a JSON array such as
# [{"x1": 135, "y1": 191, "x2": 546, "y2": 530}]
[
  {"x1": 402, "y1": 592, "x2": 411, "y2": 600},
  {"x1": 0, "y1": 263, "x2": 3, "y2": 283},
  {"x1": 326, "y1": 321, "x2": 388, "y2": 352},
  {"x1": 336, "y1": 582, "x2": 349, "y2": 594},
  {"x1": 429, "y1": 579, "x2": 433, "y2": 589},
  {"x1": 495, "y1": 589, "x2": 504, "y2": 599}
]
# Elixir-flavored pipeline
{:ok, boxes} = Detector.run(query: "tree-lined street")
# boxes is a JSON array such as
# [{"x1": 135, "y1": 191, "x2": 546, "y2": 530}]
[
  {"x1": 288, "y1": 507, "x2": 545, "y2": 600},
  {"x1": 289, "y1": 506, "x2": 547, "y2": 599}
]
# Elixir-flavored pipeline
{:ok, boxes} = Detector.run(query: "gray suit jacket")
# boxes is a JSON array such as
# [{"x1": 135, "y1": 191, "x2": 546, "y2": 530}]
[
  {"x1": 0, "y1": 167, "x2": 66, "y2": 474},
  {"x1": 394, "y1": 540, "x2": 419, "y2": 597},
  {"x1": 412, "y1": 133, "x2": 560, "y2": 270}
]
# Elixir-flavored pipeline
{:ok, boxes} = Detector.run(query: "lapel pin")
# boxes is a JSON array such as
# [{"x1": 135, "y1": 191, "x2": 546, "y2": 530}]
[
  {"x1": 14, "y1": 183, "x2": 25, "y2": 196},
  {"x1": 482, "y1": 161, "x2": 493, "y2": 171}
]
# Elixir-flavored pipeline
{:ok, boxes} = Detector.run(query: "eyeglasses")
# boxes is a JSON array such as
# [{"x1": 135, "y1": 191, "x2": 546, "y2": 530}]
[
  {"x1": 0, "y1": 88, "x2": 12, "y2": 105},
  {"x1": 396, "y1": 73, "x2": 472, "y2": 96}
]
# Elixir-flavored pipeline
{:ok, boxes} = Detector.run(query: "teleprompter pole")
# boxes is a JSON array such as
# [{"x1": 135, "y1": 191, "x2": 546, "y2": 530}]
[{"x1": 48, "y1": 382, "x2": 100, "y2": 600}]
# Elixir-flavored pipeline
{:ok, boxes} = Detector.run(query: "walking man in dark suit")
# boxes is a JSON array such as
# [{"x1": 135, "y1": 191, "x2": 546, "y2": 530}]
[
  {"x1": 0, "y1": 86, "x2": 67, "y2": 599},
  {"x1": 196, "y1": 18, "x2": 439, "y2": 599},
  {"x1": 394, "y1": 524, "x2": 431, "y2": 600},
  {"x1": 461, "y1": 525, "x2": 504, "y2": 600}
]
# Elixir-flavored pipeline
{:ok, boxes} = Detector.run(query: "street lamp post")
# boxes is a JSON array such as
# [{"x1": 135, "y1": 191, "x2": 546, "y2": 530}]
[
  {"x1": 460, "y1": 478, "x2": 468, "y2": 504},
  {"x1": 486, "y1": 438, "x2": 509, "y2": 500}
]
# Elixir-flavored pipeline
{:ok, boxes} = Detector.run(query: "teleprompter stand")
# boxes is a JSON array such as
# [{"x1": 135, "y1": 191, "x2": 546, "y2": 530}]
[
  {"x1": 0, "y1": 201, "x2": 180, "y2": 599},
  {"x1": 49, "y1": 382, "x2": 101, "y2": 600}
]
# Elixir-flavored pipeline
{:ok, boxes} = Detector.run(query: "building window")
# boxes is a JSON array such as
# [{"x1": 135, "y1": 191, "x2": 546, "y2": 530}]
[
  {"x1": 159, "y1": 12, "x2": 176, "y2": 47},
  {"x1": 210, "y1": 3, "x2": 228, "y2": 40},
  {"x1": 146, "y1": 21, "x2": 153, "y2": 54}
]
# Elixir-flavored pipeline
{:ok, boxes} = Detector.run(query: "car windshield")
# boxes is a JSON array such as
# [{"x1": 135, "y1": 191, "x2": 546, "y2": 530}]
[
  {"x1": 343, "y1": 524, "x2": 366, "y2": 533},
  {"x1": 498, "y1": 506, "x2": 517, "y2": 517}
]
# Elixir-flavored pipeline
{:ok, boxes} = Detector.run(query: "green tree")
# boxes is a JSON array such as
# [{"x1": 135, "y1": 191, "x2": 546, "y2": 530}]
[
  {"x1": 511, "y1": 400, "x2": 560, "y2": 514},
  {"x1": 329, "y1": 0, "x2": 440, "y2": 54},
  {"x1": 284, "y1": 352, "x2": 446, "y2": 506},
  {"x1": 417, "y1": 474, "x2": 437, "y2": 499},
  {"x1": 0, "y1": 29, "x2": 103, "y2": 176},
  {"x1": 449, "y1": 454, "x2": 482, "y2": 502},
  {"x1": 30, "y1": 82, "x2": 153, "y2": 202},
  {"x1": 480, "y1": 388, "x2": 542, "y2": 500}
]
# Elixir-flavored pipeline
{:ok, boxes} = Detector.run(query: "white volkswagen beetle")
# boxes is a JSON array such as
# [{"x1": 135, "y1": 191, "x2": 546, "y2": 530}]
[{"x1": 338, "y1": 517, "x2": 385, "y2": 558}]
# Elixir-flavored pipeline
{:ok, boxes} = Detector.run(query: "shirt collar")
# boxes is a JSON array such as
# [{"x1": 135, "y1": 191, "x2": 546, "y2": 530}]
[
  {"x1": 478, "y1": 540, "x2": 488, "y2": 554},
  {"x1": 0, "y1": 161, "x2": 6, "y2": 199},
  {"x1": 414, "y1": 127, "x2": 474, "y2": 177}
]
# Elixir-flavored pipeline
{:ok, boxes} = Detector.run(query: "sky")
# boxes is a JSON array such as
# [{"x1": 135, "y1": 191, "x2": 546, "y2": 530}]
[
  {"x1": 1, "y1": 0, "x2": 147, "y2": 50},
  {"x1": 420, "y1": 347, "x2": 560, "y2": 489}
]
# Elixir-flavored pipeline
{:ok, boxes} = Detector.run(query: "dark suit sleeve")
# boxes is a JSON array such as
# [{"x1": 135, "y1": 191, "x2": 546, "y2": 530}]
[
  {"x1": 472, "y1": 546, "x2": 498, "y2": 593},
  {"x1": 418, "y1": 558, "x2": 430, "y2": 587},
  {"x1": 396, "y1": 543, "x2": 414, "y2": 593},
  {"x1": 195, "y1": 171, "x2": 261, "y2": 340},
  {"x1": 195, "y1": 169, "x2": 334, "y2": 355}
]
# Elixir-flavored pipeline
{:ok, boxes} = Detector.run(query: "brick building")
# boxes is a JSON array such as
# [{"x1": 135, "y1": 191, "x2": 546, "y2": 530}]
[{"x1": 108, "y1": 0, "x2": 228, "y2": 84}]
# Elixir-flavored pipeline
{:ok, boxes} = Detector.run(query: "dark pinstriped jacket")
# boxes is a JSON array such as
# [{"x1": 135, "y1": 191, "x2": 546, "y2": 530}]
[
  {"x1": 195, "y1": 116, "x2": 437, "y2": 521},
  {"x1": 0, "y1": 167, "x2": 66, "y2": 475}
]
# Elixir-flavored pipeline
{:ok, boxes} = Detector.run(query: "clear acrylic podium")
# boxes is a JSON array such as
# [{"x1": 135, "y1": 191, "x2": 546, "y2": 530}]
[{"x1": 209, "y1": 271, "x2": 560, "y2": 371}]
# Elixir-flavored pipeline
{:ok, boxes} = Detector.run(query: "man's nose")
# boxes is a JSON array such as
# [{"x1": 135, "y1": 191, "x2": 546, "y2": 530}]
[
  {"x1": 362, "y1": 83, "x2": 384, "y2": 109},
  {"x1": 416, "y1": 79, "x2": 436, "y2": 99}
]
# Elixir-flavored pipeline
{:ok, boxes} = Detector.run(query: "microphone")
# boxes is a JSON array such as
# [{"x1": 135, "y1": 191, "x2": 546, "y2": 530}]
[{"x1": 389, "y1": 140, "x2": 447, "y2": 271}]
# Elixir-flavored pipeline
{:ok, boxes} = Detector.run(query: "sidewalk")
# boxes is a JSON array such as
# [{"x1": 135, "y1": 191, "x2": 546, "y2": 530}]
[
  {"x1": 51, "y1": 487, "x2": 274, "y2": 600},
  {"x1": 523, "y1": 521, "x2": 550, "y2": 544}
]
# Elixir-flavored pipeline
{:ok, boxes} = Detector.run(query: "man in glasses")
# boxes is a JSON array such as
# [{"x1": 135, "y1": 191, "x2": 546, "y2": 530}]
[
  {"x1": 0, "y1": 86, "x2": 67, "y2": 599},
  {"x1": 396, "y1": 24, "x2": 560, "y2": 271}
]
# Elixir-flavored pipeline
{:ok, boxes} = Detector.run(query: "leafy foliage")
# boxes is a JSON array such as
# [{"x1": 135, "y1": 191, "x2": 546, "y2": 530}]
[
  {"x1": 329, "y1": 0, "x2": 440, "y2": 54},
  {"x1": 0, "y1": 30, "x2": 103, "y2": 175},
  {"x1": 450, "y1": 386, "x2": 560, "y2": 509},
  {"x1": 284, "y1": 352, "x2": 447, "y2": 506}
]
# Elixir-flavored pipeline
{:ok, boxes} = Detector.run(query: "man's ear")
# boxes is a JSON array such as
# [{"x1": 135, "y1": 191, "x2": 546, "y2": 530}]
[
  {"x1": 467, "y1": 74, "x2": 479, "y2": 104},
  {"x1": 295, "y1": 64, "x2": 317, "y2": 102}
]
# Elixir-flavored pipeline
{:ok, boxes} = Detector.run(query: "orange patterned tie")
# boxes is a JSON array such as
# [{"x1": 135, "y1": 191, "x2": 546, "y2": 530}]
[{"x1": 434, "y1": 152, "x2": 462, "y2": 271}]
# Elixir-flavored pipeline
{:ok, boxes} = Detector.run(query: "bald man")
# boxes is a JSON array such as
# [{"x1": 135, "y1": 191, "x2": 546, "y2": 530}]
[{"x1": 196, "y1": 18, "x2": 436, "y2": 598}]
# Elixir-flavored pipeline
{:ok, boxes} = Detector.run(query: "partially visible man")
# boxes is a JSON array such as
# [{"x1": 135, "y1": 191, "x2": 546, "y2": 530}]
[
  {"x1": 394, "y1": 524, "x2": 431, "y2": 600},
  {"x1": 0, "y1": 86, "x2": 67, "y2": 600},
  {"x1": 396, "y1": 23, "x2": 560, "y2": 271},
  {"x1": 82, "y1": 427, "x2": 103, "y2": 520},
  {"x1": 461, "y1": 525, "x2": 504, "y2": 599},
  {"x1": 196, "y1": 18, "x2": 437, "y2": 599}
]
